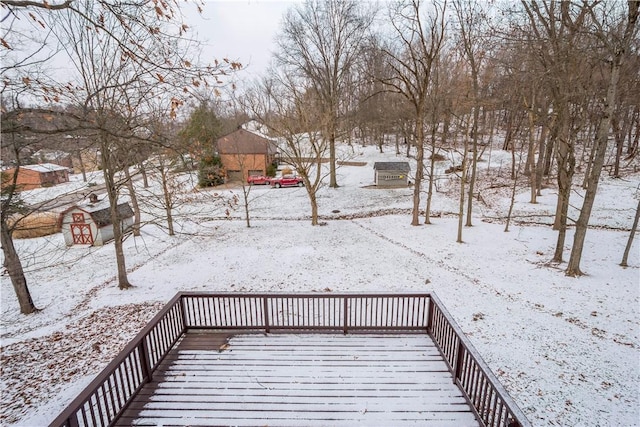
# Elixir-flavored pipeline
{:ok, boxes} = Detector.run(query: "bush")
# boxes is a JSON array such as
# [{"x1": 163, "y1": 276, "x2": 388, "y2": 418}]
[
  {"x1": 198, "y1": 154, "x2": 225, "y2": 187},
  {"x1": 266, "y1": 163, "x2": 277, "y2": 177}
]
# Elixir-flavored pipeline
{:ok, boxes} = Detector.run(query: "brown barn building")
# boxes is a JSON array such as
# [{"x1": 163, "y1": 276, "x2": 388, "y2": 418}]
[
  {"x1": 2, "y1": 163, "x2": 70, "y2": 191},
  {"x1": 216, "y1": 128, "x2": 278, "y2": 182}
]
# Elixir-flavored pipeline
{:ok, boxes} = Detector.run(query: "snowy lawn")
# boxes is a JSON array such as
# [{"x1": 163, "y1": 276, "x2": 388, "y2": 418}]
[{"x1": 1, "y1": 144, "x2": 638, "y2": 426}]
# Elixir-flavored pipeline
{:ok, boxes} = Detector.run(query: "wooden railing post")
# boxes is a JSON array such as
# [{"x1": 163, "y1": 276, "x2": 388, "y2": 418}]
[
  {"x1": 139, "y1": 339, "x2": 153, "y2": 383},
  {"x1": 426, "y1": 297, "x2": 433, "y2": 333},
  {"x1": 179, "y1": 294, "x2": 188, "y2": 330},
  {"x1": 263, "y1": 296, "x2": 270, "y2": 333},
  {"x1": 453, "y1": 338, "x2": 465, "y2": 383},
  {"x1": 67, "y1": 415, "x2": 79, "y2": 427}
]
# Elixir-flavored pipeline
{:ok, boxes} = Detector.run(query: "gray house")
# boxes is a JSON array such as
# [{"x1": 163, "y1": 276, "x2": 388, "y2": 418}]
[{"x1": 373, "y1": 162, "x2": 411, "y2": 187}]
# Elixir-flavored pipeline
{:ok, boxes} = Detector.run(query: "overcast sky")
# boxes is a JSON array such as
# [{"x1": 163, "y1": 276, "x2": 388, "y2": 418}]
[{"x1": 184, "y1": 0, "x2": 298, "y2": 80}]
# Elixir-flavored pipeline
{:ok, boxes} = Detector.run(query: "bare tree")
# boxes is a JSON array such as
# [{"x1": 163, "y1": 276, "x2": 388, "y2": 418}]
[
  {"x1": 453, "y1": 0, "x2": 489, "y2": 228},
  {"x1": 275, "y1": 0, "x2": 374, "y2": 188},
  {"x1": 0, "y1": 105, "x2": 91, "y2": 313},
  {"x1": 55, "y1": 1, "x2": 233, "y2": 289},
  {"x1": 248, "y1": 75, "x2": 330, "y2": 226},
  {"x1": 0, "y1": 0, "x2": 238, "y2": 307},
  {"x1": 381, "y1": 0, "x2": 447, "y2": 226},
  {"x1": 566, "y1": 0, "x2": 639, "y2": 276},
  {"x1": 0, "y1": 123, "x2": 39, "y2": 314},
  {"x1": 520, "y1": 0, "x2": 592, "y2": 263}
]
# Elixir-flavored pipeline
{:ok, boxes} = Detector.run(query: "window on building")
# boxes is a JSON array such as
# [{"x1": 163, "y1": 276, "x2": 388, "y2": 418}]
[{"x1": 72, "y1": 213, "x2": 85, "y2": 223}]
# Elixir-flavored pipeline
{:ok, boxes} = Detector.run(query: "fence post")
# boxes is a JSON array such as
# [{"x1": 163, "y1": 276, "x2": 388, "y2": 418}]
[
  {"x1": 453, "y1": 338, "x2": 464, "y2": 383},
  {"x1": 139, "y1": 338, "x2": 153, "y2": 383},
  {"x1": 263, "y1": 296, "x2": 270, "y2": 333}
]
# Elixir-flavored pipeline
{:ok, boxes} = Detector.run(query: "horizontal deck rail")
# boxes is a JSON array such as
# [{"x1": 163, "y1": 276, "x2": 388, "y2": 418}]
[{"x1": 49, "y1": 292, "x2": 530, "y2": 427}]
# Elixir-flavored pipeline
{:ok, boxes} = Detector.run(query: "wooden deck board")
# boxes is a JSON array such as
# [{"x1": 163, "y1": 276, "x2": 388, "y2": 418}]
[{"x1": 116, "y1": 332, "x2": 479, "y2": 426}]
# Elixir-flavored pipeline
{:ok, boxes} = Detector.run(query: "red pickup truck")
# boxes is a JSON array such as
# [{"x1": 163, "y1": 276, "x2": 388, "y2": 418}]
[
  {"x1": 247, "y1": 175, "x2": 271, "y2": 185},
  {"x1": 270, "y1": 175, "x2": 304, "y2": 188}
]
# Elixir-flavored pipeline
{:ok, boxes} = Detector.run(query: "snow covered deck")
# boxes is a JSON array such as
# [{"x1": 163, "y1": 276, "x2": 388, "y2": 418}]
[
  {"x1": 115, "y1": 332, "x2": 478, "y2": 426},
  {"x1": 50, "y1": 293, "x2": 530, "y2": 427}
]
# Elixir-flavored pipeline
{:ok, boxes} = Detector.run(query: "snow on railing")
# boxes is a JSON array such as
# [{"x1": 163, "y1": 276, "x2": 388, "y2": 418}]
[{"x1": 49, "y1": 292, "x2": 530, "y2": 427}]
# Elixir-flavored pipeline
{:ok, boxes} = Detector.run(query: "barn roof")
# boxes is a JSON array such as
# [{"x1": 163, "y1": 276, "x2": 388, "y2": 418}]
[
  {"x1": 373, "y1": 162, "x2": 411, "y2": 171},
  {"x1": 216, "y1": 129, "x2": 277, "y2": 155},
  {"x1": 88, "y1": 203, "x2": 134, "y2": 227}
]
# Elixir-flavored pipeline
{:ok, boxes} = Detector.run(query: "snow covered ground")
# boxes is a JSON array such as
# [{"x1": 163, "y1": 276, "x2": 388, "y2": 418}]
[{"x1": 1, "y1": 144, "x2": 638, "y2": 426}]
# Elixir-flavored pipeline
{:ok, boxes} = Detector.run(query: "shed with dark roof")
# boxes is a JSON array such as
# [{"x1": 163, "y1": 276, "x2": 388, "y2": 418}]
[
  {"x1": 373, "y1": 162, "x2": 411, "y2": 187},
  {"x1": 60, "y1": 196, "x2": 134, "y2": 246}
]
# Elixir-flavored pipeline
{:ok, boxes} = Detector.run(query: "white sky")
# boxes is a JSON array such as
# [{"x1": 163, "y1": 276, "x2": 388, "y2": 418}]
[{"x1": 184, "y1": 0, "x2": 299, "y2": 79}]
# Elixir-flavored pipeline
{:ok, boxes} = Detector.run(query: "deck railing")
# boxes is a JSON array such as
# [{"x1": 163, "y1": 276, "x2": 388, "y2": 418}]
[{"x1": 49, "y1": 292, "x2": 530, "y2": 427}]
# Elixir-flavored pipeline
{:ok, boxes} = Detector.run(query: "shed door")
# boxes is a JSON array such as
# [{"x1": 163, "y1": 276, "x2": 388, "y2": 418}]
[{"x1": 71, "y1": 224, "x2": 93, "y2": 245}]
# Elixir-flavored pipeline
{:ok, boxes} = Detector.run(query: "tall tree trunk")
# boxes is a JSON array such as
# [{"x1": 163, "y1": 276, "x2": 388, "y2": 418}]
[
  {"x1": 77, "y1": 151, "x2": 87, "y2": 182},
  {"x1": 123, "y1": 167, "x2": 141, "y2": 237},
  {"x1": 535, "y1": 115, "x2": 549, "y2": 195},
  {"x1": 552, "y1": 112, "x2": 575, "y2": 263},
  {"x1": 424, "y1": 123, "x2": 438, "y2": 225},
  {"x1": 621, "y1": 198, "x2": 640, "y2": 267},
  {"x1": 159, "y1": 162, "x2": 176, "y2": 235},
  {"x1": 628, "y1": 106, "x2": 639, "y2": 156},
  {"x1": 139, "y1": 161, "x2": 149, "y2": 188},
  {"x1": 412, "y1": 116, "x2": 425, "y2": 226},
  {"x1": 543, "y1": 115, "x2": 557, "y2": 177},
  {"x1": 457, "y1": 118, "x2": 470, "y2": 243},
  {"x1": 1, "y1": 221, "x2": 38, "y2": 314},
  {"x1": 503, "y1": 110, "x2": 513, "y2": 151},
  {"x1": 527, "y1": 106, "x2": 538, "y2": 204},
  {"x1": 309, "y1": 190, "x2": 319, "y2": 226},
  {"x1": 101, "y1": 140, "x2": 132, "y2": 290},
  {"x1": 442, "y1": 109, "x2": 451, "y2": 146},
  {"x1": 505, "y1": 155, "x2": 521, "y2": 233},
  {"x1": 330, "y1": 110, "x2": 338, "y2": 188},
  {"x1": 466, "y1": 103, "x2": 480, "y2": 227},
  {"x1": 329, "y1": 127, "x2": 338, "y2": 188}
]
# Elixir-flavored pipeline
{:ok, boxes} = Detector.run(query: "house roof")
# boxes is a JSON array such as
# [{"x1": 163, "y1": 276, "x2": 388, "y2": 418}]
[
  {"x1": 216, "y1": 129, "x2": 277, "y2": 155},
  {"x1": 373, "y1": 162, "x2": 411, "y2": 172},
  {"x1": 20, "y1": 163, "x2": 69, "y2": 173}
]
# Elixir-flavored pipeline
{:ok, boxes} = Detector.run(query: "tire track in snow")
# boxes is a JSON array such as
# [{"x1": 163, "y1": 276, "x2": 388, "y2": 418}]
[
  {"x1": 351, "y1": 219, "x2": 636, "y2": 348},
  {"x1": 351, "y1": 220, "x2": 514, "y2": 300}
]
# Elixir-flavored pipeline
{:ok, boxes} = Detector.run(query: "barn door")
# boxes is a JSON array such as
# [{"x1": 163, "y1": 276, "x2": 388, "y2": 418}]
[{"x1": 71, "y1": 224, "x2": 93, "y2": 245}]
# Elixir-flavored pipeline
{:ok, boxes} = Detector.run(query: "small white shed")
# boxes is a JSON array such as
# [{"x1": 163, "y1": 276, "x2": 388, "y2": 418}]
[
  {"x1": 60, "y1": 197, "x2": 134, "y2": 246},
  {"x1": 373, "y1": 162, "x2": 411, "y2": 187}
]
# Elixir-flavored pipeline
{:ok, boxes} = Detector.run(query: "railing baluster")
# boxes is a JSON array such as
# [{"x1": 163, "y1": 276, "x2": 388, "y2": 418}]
[{"x1": 342, "y1": 296, "x2": 348, "y2": 334}]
